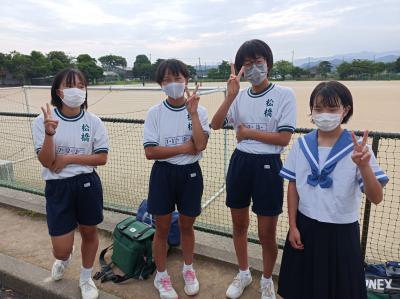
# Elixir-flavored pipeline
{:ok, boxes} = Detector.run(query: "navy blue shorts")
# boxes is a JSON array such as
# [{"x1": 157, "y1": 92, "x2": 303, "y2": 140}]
[
  {"x1": 147, "y1": 161, "x2": 203, "y2": 217},
  {"x1": 226, "y1": 149, "x2": 283, "y2": 216},
  {"x1": 45, "y1": 171, "x2": 104, "y2": 237}
]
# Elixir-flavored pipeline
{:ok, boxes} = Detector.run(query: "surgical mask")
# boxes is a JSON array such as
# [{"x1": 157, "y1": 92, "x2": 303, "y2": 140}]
[
  {"x1": 61, "y1": 88, "x2": 86, "y2": 108},
  {"x1": 162, "y1": 82, "x2": 185, "y2": 99},
  {"x1": 244, "y1": 63, "x2": 268, "y2": 86},
  {"x1": 312, "y1": 112, "x2": 342, "y2": 131}
]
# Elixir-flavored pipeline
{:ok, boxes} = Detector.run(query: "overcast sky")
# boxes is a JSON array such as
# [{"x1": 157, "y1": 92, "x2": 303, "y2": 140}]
[{"x1": 1, "y1": 0, "x2": 399, "y2": 66}]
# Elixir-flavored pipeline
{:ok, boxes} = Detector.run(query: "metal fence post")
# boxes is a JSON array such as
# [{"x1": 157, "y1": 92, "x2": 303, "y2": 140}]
[
  {"x1": 361, "y1": 134, "x2": 381, "y2": 262},
  {"x1": 223, "y1": 89, "x2": 228, "y2": 178}
]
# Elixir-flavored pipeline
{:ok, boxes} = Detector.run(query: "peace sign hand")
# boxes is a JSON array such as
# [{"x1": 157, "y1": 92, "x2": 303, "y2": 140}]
[
  {"x1": 351, "y1": 130, "x2": 371, "y2": 167},
  {"x1": 41, "y1": 103, "x2": 58, "y2": 136},
  {"x1": 185, "y1": 84, "x2": 200, "y2": 115},
  {"x1": 226, "y1": 63, "x2": 244, "y2": 100}
]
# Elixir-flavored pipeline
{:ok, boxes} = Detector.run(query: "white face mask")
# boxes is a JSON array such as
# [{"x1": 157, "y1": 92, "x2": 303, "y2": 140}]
[
  {"x1": 61, "y1": 88, "x2": 86, "y2": 108},
  {"x1": 312, "y1": 112, "x2": 342, "y2": 131},
  {"x1": 162, "y1": 82, "x2": 185, "y2": 100}
]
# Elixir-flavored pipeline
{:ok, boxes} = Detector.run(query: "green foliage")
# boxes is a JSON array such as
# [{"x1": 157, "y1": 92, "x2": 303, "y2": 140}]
[
  {"x1": 76, "y1": 54, "x2": 103, "y2": 83},
  {"x1": 98, "y1": 55, "x2": 127, "y2": 69},
  {"x1": 207, "y1": 60, "x2": 230, "y2": 80},
  {"x1": 316, "y1": 61, "x2": 332, "y2": 78},
  {"x1": 273, "y1": 60, "x2": 293, "y2": 80},
  {"x1": 132, "y1": 54, "x2": 152, "y2": 79}
]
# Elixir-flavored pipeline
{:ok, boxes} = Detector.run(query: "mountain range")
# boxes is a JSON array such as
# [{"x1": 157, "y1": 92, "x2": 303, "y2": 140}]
[{"x1": 294, "y1": 50, "x2": 400, "y2": 69}]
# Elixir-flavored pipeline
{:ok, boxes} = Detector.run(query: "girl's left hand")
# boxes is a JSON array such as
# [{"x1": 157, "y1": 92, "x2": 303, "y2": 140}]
[
  {"x1": 351, "y1": 130, "x2": 371, "y2": 167},
  {"x1": 185, "y1": 84, "x2": 200, "y2": 115},
  {"x1": 236, "y1": 124, "x2": 250, "y2": 142},
  {"x1": 50, "y1": 155, "x2": 69, "y2": 173}
]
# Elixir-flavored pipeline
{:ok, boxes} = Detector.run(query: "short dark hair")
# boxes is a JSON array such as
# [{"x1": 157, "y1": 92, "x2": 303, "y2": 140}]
[
  {"x1": 51, "y1": 68, "x2": 88, "y2": 110},
  {"x1": 309, "y1": 81, "x2": 353, "y2": 124},
  {"x1": 234, "y1": 39, "x2": 273, "y2": 75},
  {"x1": 155, "y1": 59, "x2": 189, "y2": 85}
]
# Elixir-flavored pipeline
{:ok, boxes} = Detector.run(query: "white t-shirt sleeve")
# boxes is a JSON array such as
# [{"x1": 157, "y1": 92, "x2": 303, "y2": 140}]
[
  {"x1": 277, "y1": 88, "x2": 296, "y2": 133},
  {"x1": 356, "y1": 146, "x2": 389, "y2": 192},
  {"x1": 143, "y1": 107, "x2": 160, "y2": 147},
  {"x1": 198, "y1": 106, "x2": 211, "y2": 135},
  {"x1": 93, "y1": 117, "x2": 109, "y2": 154},
  {"x1": 279, "y1": 139, "x2": 298, "y2": 181},
  {"x1": 225, "y1": 94, "x2": 240, "y2": 127},
  {"x1": 32, "y1": 115, "x2": 45, "y2": 154}
]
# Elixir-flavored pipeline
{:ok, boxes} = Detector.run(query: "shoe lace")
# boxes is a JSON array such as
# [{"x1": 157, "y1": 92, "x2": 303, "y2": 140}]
[
  {"x1": 160, "y1": 276, "x2": 173, "y2": 291},
  {"x1": 260, "y1": 281, "x2": 273, "y2": 296},
  {"x1": 184, "y1": 270, "x2": 196, "y2": 284},
  {"x1": 232, "y1": 275, "x2": 243, "y2": 288},
  {"x1": 81, "y1": 280, "x2": 95, "y2": 293}
]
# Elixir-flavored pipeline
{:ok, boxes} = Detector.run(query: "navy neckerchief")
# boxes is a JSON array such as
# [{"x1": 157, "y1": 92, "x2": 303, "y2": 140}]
[{"x1": 299, "y1": 129, "x2": 354, "y2": 188}]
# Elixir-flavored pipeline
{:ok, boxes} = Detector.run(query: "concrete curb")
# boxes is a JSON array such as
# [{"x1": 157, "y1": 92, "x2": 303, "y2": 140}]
[
  {"x1": 0, "y1": 186, "x2": 281, "y2": 277},
  {"x1": 0, "y1": 253, "x2": 120, "y2": 299}
]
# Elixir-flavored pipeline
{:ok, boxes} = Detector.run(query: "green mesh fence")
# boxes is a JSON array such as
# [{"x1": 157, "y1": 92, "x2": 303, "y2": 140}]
[{"x1": 0, "y1": 111, "x2": 398, "y2": 264}]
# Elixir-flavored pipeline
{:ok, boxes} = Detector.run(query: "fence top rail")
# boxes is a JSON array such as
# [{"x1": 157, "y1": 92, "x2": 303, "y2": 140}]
[
  {"x1": 9, "y1": 85, "x2": 227, "y2": 92},
  {"x1": 1, "y1": 111, "x2": 399, "y2": 139}
]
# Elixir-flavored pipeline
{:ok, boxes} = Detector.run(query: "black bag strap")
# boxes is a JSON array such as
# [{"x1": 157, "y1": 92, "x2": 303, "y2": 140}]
[{"x1": 93, "y1": 244, "x2": 141, "y2": 284}]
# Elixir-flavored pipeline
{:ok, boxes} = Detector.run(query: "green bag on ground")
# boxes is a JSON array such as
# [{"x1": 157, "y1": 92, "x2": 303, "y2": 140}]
[{"x1": 94, "y1": 217, "x2": 156, "y2": 283}]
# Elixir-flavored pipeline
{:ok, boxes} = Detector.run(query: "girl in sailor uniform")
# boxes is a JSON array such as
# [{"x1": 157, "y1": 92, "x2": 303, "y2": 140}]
[{"x1": 278, "y1": 81, "x2": 389, "y2": 299}]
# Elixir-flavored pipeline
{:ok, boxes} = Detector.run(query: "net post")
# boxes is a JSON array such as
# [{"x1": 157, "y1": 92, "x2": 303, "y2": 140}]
[{"x1": 360, "y1": 133, "x2": 381, "y2": 262}]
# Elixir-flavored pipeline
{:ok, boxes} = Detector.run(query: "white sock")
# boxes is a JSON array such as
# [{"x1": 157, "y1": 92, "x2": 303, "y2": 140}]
[
  {"x1": 261, "y1": 275, "x2": 272, "y2": 283},
  {"x1": 56, "y1": 258, "x2": 69, "y2": 267},
  {"x1": 239, "y1": 268, "x2": 250, "y2": 278},
  {"x1": 183, "y1": 263, "x2": 193, "y2": 272},
  {"x1": 80, "y1": 266, "x2": 93, "y2": 282},
  {"x1": 156, "y1": 270, "x2": 168, "y2": 278}
]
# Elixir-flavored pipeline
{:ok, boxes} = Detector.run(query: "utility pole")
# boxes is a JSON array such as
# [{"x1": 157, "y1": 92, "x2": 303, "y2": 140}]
[
  {"x1": 149, "y1": 53, "x2": 152, "y2": 63},
  {"x1": 198, "y1": 57, "x2": 201, "y2": 78}
]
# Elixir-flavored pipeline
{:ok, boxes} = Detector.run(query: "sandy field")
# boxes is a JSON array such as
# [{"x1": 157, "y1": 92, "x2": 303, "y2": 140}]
[{"x1": 0, "y1": 80, "x2": 399, "y2": 263}]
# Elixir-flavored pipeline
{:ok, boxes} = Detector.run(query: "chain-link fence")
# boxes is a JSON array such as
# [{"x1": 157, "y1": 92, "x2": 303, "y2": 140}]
[{"x1": 0, "y1": 86, "x2": 399, "y2": 264}]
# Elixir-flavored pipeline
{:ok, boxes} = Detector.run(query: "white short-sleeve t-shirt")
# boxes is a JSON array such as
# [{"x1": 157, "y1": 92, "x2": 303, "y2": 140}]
[
  {"x1": 32, "y1": 108, "x2": 109, "y2": 180},
  {"x1": 226, "y1": 83, "x2": 296, "y2": 154},
  {"x1": 143, "y1": 100, "x2": 210, "y2": 165}
]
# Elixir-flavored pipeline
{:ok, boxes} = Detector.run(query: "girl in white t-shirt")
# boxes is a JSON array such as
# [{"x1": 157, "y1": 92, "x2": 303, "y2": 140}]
[
  {"x1": 32, "y1": 68, "x2": 109, "y2": 299},
  {"x1": 278, "y1": 81, "x2": 389, "y2": 299}
]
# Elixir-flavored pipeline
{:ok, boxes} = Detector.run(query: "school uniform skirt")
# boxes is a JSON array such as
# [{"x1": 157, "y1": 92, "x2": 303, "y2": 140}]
[{"x1": 278, "y1": 211, "x2": 367, "y2": 299}]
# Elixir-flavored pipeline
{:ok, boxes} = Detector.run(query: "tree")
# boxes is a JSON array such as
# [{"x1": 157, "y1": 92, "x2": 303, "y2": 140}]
[
  {"x1": 7, "y1": 51, "x2": 32, "y2": 84},
  {"x1": 132, "y1": 54, "x2": 152, "y2": 79},
  {"x1": 28, "y1": 51, "x2": 50, "y2": 78},
  {"x1": 98, "y1": 55, "x2": 127, "y2": 70},
  {"x1": 207, "y1": 60, "x2": 230, "y2": 79},
  {"x1": 274, "y1": 60, "x2": 293, "y2": 80},
  {"x1": 316, "y1": 61, "x2": 332, "y2": 78},
  {"x1": 394, "y1": 57, "x2": 400, "y2": 73},
  {"x1": 47, "y1": 51, "x2": 72, "y2": 74},
  {"x1": 76, "y1": 54, "x2": 103, "y2": 83},
  {"x1": 336, "y1": 62, "x2": 352, "y2": 79},
  {"x1": 292, "y1": 66, "x2": 308, "y2": 79},
  {"x1": 187, "y1": 65, "x2": 197, "y2": 79}
]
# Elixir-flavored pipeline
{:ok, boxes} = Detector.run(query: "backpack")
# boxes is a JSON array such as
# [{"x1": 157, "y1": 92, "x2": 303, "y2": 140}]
[
  {"x1": 136, "y1": 199, "x2": 181, "y2": 247},
  {"x1": 94, "y1": 217, "x2": 156, "y2": 283},
  {"x1": 365, "y1": 262, "x2": 400, "y2": 299}
]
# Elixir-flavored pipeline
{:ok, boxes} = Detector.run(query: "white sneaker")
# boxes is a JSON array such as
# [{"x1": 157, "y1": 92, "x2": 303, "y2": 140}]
[
  {"x1": 226, "y1": 273, "x2": 253, "y2": 299},
  {"x1": 183, "y1": 268, "x2": 200, "y2": 296},
  {"x1": 154, "y1": 274, "x2": 178, "y2": 299},
  {"x1": 79, "y1": 278, "x2": 99, "y2": 299},
  {"x1": 51, "y1": 246, "x2": 74, "y2": 281},
  {"x1": 260, "y1": 278, "x2": 276, "y2": 299}
]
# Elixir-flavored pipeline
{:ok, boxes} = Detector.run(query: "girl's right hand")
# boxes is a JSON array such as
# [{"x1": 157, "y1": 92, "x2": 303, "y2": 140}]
[
  {"x1": 226, "y1": 63, "x2": 244, "y2": 100},
  {"x1": 288, "y1": 226, "x2": 304, "y2": 250},
  {"x1": 41, "y1": 103, "x2": 58, "y2": 135}
]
